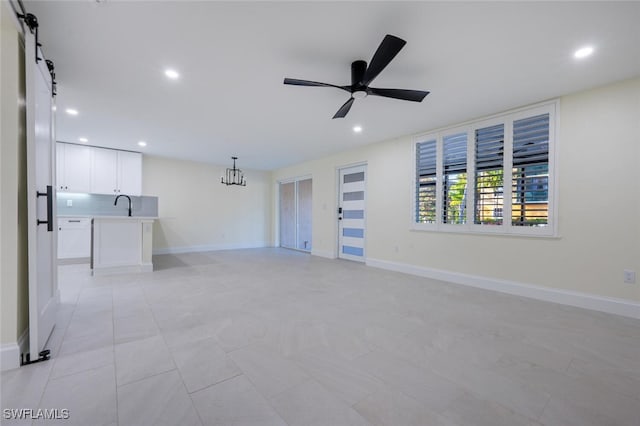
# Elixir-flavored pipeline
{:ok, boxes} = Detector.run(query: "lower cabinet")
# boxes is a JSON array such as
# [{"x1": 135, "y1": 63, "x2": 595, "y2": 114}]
[{"x1": 58, "y1": 217, "x2": 91, "y2": 259}]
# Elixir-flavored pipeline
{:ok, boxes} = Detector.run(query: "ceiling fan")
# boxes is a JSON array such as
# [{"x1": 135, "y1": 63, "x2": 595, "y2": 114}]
[{"x1": 284, "y1": 34, "x2": 429, "y2": 119}]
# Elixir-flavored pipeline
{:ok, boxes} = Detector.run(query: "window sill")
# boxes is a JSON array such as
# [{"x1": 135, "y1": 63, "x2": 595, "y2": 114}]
[{"x1": 410, "y1": 224, "x2": 560, "y2": 239}]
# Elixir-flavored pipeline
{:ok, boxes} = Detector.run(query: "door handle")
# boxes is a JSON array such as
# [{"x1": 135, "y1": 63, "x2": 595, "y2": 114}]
[{"x1": 36, "y1": 185, "x2": 53, "y2": 232}]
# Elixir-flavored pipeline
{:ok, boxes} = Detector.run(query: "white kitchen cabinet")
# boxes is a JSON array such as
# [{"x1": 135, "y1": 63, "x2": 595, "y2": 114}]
[
  {"x1": 56, "y1": 143, "x2": 92, "y2": 193},
  {"x1": 58, "y1": 217, "x2": 91, "y2": 259},
  {"x1": 117, "y1": 150, "x2": 142, "y2": 195},
  {"x1": 91, "y1": 147, "x2": 118, "y2": 194},
  {"x1": 91, "y1": 147, "x2": 142, "y2": 196}
]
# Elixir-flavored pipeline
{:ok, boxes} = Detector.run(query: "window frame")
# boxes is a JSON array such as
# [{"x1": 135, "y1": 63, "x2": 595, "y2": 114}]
[{"x1": 411, "y1": 100, "x2": 558, "y2": 237}]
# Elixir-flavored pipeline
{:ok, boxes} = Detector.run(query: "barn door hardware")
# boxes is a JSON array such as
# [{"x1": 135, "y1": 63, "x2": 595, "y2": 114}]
[
  {"x1": 36, "y1": 185, "x2": 53, "y2": 232},
  {"x1": 17, "y1": 12, "x2": 42, "y2": 63},
  {"x1": 20, "y1": 349, "x2": 51, "y2": 366}
]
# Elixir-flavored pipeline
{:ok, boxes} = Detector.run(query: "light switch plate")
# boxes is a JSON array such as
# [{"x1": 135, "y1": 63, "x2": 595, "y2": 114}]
[
  {"x1": 66, "y1": 199, "x2": 72, "y2": 207},
  {"x1": 623, "y1": 269, "x2": 636, "y2": 284}
]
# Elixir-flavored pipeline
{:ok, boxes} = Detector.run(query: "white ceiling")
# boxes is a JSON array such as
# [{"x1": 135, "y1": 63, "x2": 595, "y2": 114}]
[{"x1": 25, "y1": 1, "x2": 640, "y2": 170}]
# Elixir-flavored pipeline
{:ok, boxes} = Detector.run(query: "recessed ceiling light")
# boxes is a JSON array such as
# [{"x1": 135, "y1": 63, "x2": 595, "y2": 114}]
[
  {"x1": 78, "y1": 137, "x2": 88, "y2": 143},
  {"x1": 164, "y1": 69, "x2": 180, "y2": 80},
  {"x1": 65, "y1": 108, "x2": 78, "y2": 116},
  {"x1": 353, "y1": 125, "x2": 363, "y2": 133},
  {"x1": 574, "y1": 46, "x2": 594, "y2": 59},
  {"x1": 138, "y1": 141, "x2": 147, "y2": 147}
]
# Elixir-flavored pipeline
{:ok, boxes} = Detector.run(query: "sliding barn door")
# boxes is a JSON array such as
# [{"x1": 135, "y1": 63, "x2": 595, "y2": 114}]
[{"x1": 25, "y1": 30, "x2": 58, "y2": 357}]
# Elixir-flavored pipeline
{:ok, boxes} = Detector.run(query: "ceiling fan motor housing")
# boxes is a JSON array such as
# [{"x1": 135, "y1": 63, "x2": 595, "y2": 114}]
[{"x1": 351, "y1": 60, "x2": 368, "y2": 92}]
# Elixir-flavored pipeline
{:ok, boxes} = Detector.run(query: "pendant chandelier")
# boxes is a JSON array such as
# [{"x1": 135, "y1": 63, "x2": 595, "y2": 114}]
[{"x1": 221, "y1": 156, "x2": 246, "y2": 186}]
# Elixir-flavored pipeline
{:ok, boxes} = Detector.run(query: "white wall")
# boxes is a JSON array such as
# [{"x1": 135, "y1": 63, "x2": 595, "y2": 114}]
[
  {"x1": 142, "y1": 155, "x2": 272, "y2": 254},
  {"x1": 1, "y1": 1, "x2": 29, "y2": 362},
  {"x1": 272, "y1": 77, "x2": 640, "y2": 305}
]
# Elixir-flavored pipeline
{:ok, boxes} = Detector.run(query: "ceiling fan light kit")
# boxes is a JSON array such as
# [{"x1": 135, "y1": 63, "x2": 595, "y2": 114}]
[{"x1": 284, "y1": 34, "x2": 429, "y2": 119}]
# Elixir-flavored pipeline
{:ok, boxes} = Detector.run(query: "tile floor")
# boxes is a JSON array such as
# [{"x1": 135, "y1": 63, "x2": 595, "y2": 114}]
[{"x1": 1, "y1": 248, "x2": 639, "y2": 425}]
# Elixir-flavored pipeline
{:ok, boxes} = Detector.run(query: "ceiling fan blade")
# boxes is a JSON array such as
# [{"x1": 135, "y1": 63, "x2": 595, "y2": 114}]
[
  {"x1": 368, "y1": 87, "x2": 429, "y2": 102},
  {"x1": 332, "y1": 97, "x2": 355, "y2": 119},
  {"x1": 283, "y1": 78, "x2": 349, "y2": 92},
  {"x1": 362, "y1": 34, "x2": 406, "y2": 86}
]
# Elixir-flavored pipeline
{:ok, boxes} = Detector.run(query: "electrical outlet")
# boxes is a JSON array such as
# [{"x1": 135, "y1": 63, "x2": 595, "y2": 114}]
[
  {"x1": 66, "y1": 199, "x2": 72, "y2": 207},
  {"x1": 623, "y1": 269, "x2": 636, "y2": 284}
]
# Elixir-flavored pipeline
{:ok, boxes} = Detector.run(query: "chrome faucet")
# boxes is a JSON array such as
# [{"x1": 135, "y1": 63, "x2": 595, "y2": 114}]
[{"x1": 114, "y1": 194, "x2": 132, "y2": 217}]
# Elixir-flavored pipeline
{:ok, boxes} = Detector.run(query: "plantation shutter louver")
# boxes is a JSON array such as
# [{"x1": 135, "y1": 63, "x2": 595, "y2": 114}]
[
  {"x1": 416, "y1": 140, "x2": 437, "y2": 223},
  {"x1": 512, "y1": 113, "x2": 550, "y2": 226},
  {"x1": 443, "y1": 133, "x2": 467, "y2": 224},
  {"x1": 474, "y1": 124, "x2": 504, "y2": 225}
]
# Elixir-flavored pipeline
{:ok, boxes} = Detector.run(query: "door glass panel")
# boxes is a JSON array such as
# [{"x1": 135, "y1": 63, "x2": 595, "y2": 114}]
[
  {"x1": 342, "y1": 228, "x2": 364, "y2": 238},
  {"x1": 342, "y1": 246, "x2": 363, "y2": 256},
  {"x1": 343, "y1": 191, "x2": 364, "y2": 201},
  {"x1": 343, "y1": 172, "x2": 365, "y2": 183},
  {"x1": 343, "y1": 209, "x2": 364, "y2": 219}
]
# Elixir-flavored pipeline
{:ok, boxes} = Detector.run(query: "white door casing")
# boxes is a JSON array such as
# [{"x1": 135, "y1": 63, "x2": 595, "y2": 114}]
[
  {"x1": 25, "y1": 31, "x2": 58, "y2": 358},
  {"x1": 338, "y1": 164, "x2": 366, "y2": 262}
]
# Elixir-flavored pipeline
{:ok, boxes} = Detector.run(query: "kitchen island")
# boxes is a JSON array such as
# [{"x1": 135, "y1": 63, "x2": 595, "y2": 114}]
[{"x1": 91, "y1": 216, "x2": 156, "y2": 275}]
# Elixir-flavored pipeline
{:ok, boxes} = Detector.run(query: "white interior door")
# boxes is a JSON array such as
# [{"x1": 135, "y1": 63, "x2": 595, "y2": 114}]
[
  {"x1": 26, "y1": 33, "x2": 58, "y2": 358},
  {"x1": 296, "y1": 178, "x2": 312, "y2": 251},
  {"x1": 279, "y1": 182, "x2": 296, "y2": 249},
  {"x1": 279, "y1": 179, "x2": 313, "y2": 252},
  {"x1": 338, "y1": 165, "x2": 366, "y2": 262}
]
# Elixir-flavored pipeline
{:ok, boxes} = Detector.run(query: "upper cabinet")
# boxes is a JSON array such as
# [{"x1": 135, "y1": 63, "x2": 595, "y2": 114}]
[
  {"x1": 117, "y1": 150, "x2": 142, "y2": 195},
  {"x1": 56, "y1": 143, "x2": 92, "y2": 192},
  {"x1": 91, "y1": 147, "x2": 142, "y2": 196},
  {"x1": 56, "y1": 143, "x2": 142, "y2": 196},
  {"x1": 90, "y1": 147, "x2": 118, "y2": 195}
]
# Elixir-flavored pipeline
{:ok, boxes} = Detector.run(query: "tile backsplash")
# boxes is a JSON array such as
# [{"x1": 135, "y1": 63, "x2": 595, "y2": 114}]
[{"x1": 56, "y1": 193, "x2": 158, "y2": 217}]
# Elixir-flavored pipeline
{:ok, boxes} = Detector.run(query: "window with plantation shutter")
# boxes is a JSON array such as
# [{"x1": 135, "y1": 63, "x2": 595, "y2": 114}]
[
  {"x1": 474, "y1": 124, "x2": 504, "y2": 225},
  {"x1": 443, "y1": 132, "x2": 467, "y2": 224},
  {"x1": 416, "y1": 139, "x2": 437, "y2": 223},
  {"x1": 512, "y1": 113, "x2": 549, "y2": 227},
  {"x1": 413, "y1": 101, "x2": 556, "y2": 236}
]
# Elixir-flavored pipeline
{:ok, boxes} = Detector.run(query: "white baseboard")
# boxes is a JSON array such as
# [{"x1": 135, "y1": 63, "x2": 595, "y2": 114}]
[
  {"x1": 92, "y1": 264, "x2": 152, "y2": 276},
  {"x1": 153, "y1": 241, "x2": 269, "y2": 256},
  {"x1": 57, "y1": 257, "x2": 90, "y2": 265},
  {"x1": 366, "y1": 258, "x2": 640, "y2": 320},
  {"x1": 1, "y1": 328, "x2": 28, "y2": 372},
  {"x1": 311, "y1": 249, "x2": 336, "y2": 259},
  {"x1": 0, "y1": 342, "x2": 20, "y2": 371}
]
